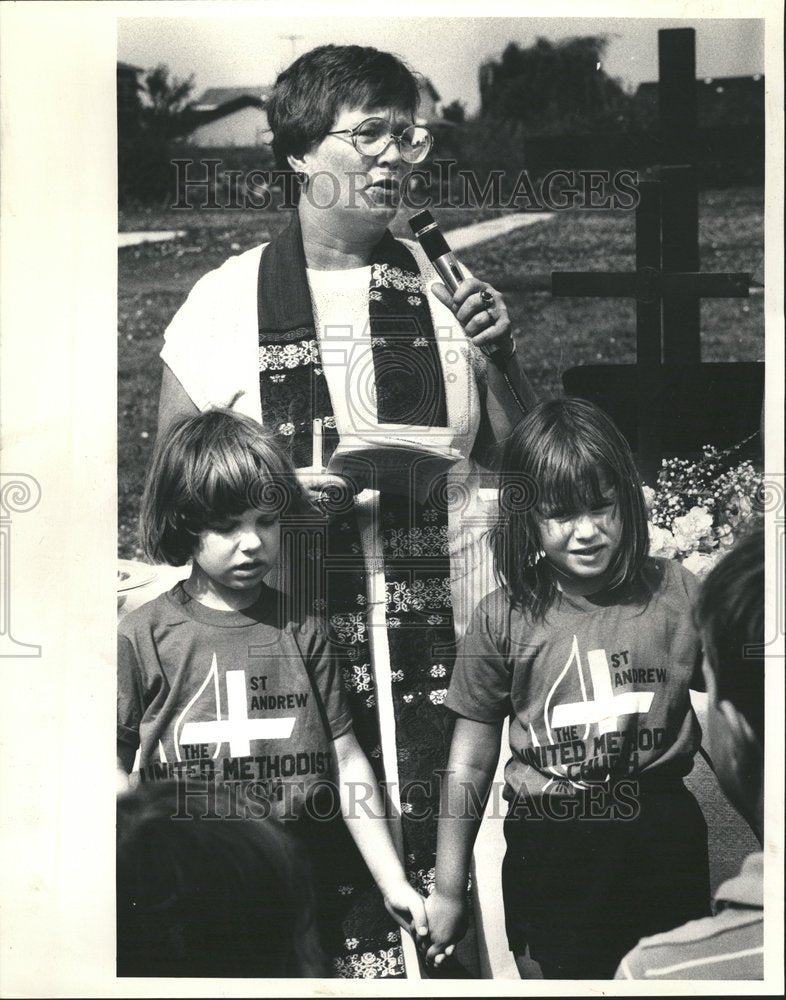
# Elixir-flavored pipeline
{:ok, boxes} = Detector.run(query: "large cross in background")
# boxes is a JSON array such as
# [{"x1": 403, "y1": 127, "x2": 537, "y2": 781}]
[{"x1": 551, "y1": 28, "x2": 761, "y2": 483}]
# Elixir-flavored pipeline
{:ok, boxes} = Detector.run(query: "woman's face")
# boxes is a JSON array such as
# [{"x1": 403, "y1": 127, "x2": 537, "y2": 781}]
[{"x1": 294, "y1": 104, "x2": 414, "y2": 234}]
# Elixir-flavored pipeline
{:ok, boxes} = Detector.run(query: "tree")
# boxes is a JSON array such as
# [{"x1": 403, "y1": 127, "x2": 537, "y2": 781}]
[
  {"x1": 479, "y1": 36, "x2": 633, "y2": 133},
  {"x1": 118, "y1": 64, "x2": 195, "y2": 205},
  {"x1": 141, "y1": 65, "x2": 195, "y2": 138},
  {"x1": 442, "y1": 99, "x2": 466, "y2": 124}
]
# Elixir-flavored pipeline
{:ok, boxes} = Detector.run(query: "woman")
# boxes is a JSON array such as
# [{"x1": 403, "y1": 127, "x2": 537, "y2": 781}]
[{"x1": 157, "y1": 43, "x2": 536, "y2": 978}]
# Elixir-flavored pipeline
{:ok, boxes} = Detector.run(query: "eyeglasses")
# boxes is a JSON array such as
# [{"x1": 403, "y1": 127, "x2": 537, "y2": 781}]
[{"x1": 326, "y1": 116, "x2": 433, "y2": 164}]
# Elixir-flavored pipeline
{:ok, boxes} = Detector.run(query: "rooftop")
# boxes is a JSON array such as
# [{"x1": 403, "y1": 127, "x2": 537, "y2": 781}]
[{"x1": 192, "y1": 86, "x2": 272, "y2": 111}]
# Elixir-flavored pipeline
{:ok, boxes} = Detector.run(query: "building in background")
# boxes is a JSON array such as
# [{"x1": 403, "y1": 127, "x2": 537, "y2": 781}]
[
  {"x1": 179, "y1": 76, "x2": 441, "y2": 149},
  {"x1": 182, "y1": 86, "x2": 271, "y2": 147}
]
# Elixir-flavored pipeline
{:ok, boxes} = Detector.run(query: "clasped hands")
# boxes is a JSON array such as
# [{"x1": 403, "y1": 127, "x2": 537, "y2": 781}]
[{"x1": 382, "y1": 882, "x2": 469, "y2": 970}]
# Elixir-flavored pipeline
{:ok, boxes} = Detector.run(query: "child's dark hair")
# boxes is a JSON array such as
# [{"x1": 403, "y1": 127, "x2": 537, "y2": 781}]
[
  {"x1": 116, "y1": 781, "x2": 324, "y2": 977},
  {"x1": 695, "y1": 523, "x2": 764, "y2": 745},
  {"x1": 140, "y1": 408, "x2": 311, "y2": 566},
  {"x1": 492, "y1": 397, "x2": 649, "y2": 619}
]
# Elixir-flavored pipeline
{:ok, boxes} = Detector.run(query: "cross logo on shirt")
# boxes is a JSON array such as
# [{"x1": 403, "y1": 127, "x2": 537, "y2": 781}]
[
  {"x1": 547, "y1": 636, "x2": 653, "y2": 738},
  {"x1": 176, "y1": 655, "x2": 296, "y2": 758}
]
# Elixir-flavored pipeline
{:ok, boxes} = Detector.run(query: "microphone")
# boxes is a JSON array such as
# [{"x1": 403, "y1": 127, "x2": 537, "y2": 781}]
[{"x1": 409, "y1": 209, "x2": 509, "y2": 367}]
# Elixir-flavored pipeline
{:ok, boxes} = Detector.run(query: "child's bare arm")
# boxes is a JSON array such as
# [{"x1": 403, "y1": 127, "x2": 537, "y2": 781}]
[
  {"x1": 331, "y1": 730, "x2": 428, "y2": 941},
  {"x1": 424, "y1": 715, "x2": 503, "y2": 965}
]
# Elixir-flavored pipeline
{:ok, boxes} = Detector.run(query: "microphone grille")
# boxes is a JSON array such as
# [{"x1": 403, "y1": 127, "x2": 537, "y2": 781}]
[{"x1": 409, "y1": 209, "x2": 435, "y2": 237}]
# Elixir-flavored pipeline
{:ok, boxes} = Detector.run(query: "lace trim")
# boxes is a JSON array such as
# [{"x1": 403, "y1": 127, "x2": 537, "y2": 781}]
[
  {"x1": 384, "y1": 525, "x2": 449, "y2": 557},
  {"x1": 330, "y1": 612, "x2": 367, "y2": 646},
  {"x1": 258, "y1": 338, "x2": 319, "y2": 372},
  {"x1": 371, "y1": 262, "x2": 424, "y2": 294},
  {"x1": 342, "y1": 661, "x2": 373, "y2": 694},
  {"x1": 333, "y1": 946, "x2": 405, "y2": 979},
  {"x1": 270, "y1": 416, "x2": 334, "y2": 435},
  {"x1": 386, "y1": 577, "x2": 452, "y2": 613},
  {"x1": 407, "y1": 865, "x2": 436, "y2": 896}
]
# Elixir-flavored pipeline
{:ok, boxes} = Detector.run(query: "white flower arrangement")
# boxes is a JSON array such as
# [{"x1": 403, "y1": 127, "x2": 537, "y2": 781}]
[{"x1": 645, "y1": 439, "x2": 762, "y2": 577}]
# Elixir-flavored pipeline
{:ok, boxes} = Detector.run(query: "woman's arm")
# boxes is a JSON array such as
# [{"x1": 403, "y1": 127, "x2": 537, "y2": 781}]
[
  {"x1": 431, "y1": 279, "x2": 538, "y2": 449},
  {"x1": 157, "y1": 362, "x2": 199, "y2": 439},
  {"x1": 482, "y1": 348, "x2": 539, "y2": 446},
  {"x1": 158, "y1": 360, "x2": 352, "y2": 510},
  {"x1": 423, "y1": 715, "x2": 504, "y2": 965},
  {"x1": 331, "y1": 730, "x2": 429, "y2": 939}
]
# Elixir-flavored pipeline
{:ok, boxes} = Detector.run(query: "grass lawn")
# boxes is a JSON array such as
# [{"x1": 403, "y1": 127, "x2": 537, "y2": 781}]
[{"x1": 118, "y1": 186, "x2": 764, "y2": 558}]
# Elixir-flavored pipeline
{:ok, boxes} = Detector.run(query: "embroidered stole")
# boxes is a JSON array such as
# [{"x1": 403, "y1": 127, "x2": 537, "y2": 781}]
[{"x1": 257, "y1": 212, "x2": 462, "y2": 977}]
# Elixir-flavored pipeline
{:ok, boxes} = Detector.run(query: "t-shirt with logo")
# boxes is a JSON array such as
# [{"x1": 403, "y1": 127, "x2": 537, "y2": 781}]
[
  {"x1": 446, "y1": 558, "x2": 703, "y2": 800},
  {"x1": 117, "y1": 582, "x2": 353, "y2": 819}
]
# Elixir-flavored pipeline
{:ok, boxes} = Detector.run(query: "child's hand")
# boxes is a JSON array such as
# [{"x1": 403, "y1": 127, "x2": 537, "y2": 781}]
[
  {"x1": 382, "y1": 880, "x2": 429, "y2": 944},
  {"x1": 422, "y1": 890, "x2": 468, "y2": 967}
]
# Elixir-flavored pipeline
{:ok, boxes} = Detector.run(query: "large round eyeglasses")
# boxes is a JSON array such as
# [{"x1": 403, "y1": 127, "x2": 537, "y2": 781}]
[{"x1": 326, "y1": 116, "x2": 433, "y2": 164}]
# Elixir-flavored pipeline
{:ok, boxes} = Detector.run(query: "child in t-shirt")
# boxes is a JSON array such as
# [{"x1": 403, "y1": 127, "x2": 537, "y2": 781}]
[
  {"x1": 424, "y1": 397, "x2": 711, "y2": 979},
  {"x1": 117, "y1": 408, "x2": 427, "y2": 944}
]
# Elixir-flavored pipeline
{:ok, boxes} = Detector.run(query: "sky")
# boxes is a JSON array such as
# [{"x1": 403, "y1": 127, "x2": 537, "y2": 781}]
[{"x1": 117, "y1": 14, "x2": 765, "y2": 114}]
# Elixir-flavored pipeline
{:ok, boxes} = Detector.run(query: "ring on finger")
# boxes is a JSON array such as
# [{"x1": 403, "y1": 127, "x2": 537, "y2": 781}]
[{"x1": 480, "y1": 288, "x2": 495, "y2": 322}]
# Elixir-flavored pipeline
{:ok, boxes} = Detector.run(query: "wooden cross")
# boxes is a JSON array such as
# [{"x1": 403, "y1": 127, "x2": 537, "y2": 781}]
[{"x1": 551, "y1": 28, "x2": 753, "y2": 483}]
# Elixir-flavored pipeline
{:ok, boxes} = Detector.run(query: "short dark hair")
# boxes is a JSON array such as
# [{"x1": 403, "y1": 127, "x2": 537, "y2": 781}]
[
  {"x1": 116, "y1": 781, "x2": 323, "y2": 977},
  {"x1": 492, "y1": 397, "x2": 649, "y2": 619},
  {"x1": 266, "y1": 43, "x2": 421, "y2": 170},
  {"x1": 140, "y1": 408, "x2": 311, "y2": 566},
  {"x1": 695, "y1": 524, "x2": 764, "y2": 745}
]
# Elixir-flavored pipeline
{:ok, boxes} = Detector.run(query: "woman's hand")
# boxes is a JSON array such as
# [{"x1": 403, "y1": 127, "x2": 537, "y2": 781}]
[
  {"x1": 381, "y1": 879, "x2": 429, "y2": 944},
  {"x1": 296, "y1": 468, "x2": 353, "y2": 509},
  {"x1": 431, "y1": 277, "x2": 513, "y2": 355},
  {"x1": 421, "y1": 889, "x2": 468, "y2": 966}
]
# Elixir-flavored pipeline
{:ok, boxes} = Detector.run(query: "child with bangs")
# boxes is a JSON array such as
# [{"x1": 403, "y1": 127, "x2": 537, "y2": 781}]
[
  {"x1": 117, "y1": 408, "x2": 428, "y2": 961},
  {"x1": 424, "y1": 397, "x2": 711, "y2": 980}
]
